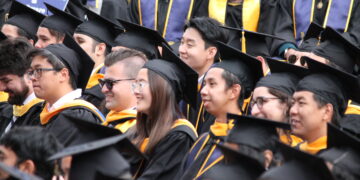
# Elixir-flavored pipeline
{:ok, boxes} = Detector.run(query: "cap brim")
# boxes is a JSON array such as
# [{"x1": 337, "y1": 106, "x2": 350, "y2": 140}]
[{"x1": 266, "y1": 58, "x2": 309, "y2": 78}]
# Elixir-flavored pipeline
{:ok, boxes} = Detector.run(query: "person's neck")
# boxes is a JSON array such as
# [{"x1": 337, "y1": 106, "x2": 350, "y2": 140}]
[
  {"x1": 197, "y1": 59, "x2": 214, "y2": 77},
  {"x1": 215, "y1": 105, "x2": 241, "y2": 124},
  {"x1": 93, "y1": 57, "x2": 105, "y2": 70},
  {"x1": 303, "y1": 123, "x2": 327, "y2": 143},
  {"x1": 47, "y1": 87, "x2": 74, "y2": 107}
]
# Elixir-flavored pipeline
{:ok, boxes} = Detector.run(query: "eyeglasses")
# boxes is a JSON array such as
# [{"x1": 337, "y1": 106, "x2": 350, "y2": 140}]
[
  {"x1": 250, "y1": 97, "x2": 281, "y2": 109},
  {"x1": 131, "y1": 81, "x2": 149, "y2": 93},
  {"x1": 288, "y1": 55, "x2": 306, "y2": 66},
  {"x1": 27, "y1": 68, "x2": 59, "y2": 79},
  {"x1": 98, "y1": 78, "x2": 135, "y2": 91}
]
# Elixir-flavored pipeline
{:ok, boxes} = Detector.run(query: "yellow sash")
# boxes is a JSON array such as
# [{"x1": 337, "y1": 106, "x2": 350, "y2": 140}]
[
  {"x1": 0, "y1": 91, "x2": 8, "y2": 102},
  {"x1": 86, "y1": 64, "x2": 105, "y2": 89},
  {"x1": 40, "y1": 99, "x2": 104, "y2": 125},
  {"x1": 208, "y1": 0, "x2": 260, "y2": 31},
  {"x1": 345, "y1": 100, "x2": 360, "y2": 115},
  {"x1": 13, "y1": 98, "x2": 43, "y2": 117},
  {"x1": 103, "y1": 109, "x2": 137, "y2": 133},
  {"x1": 140, "y1": 119, "x2": 197, "y2": 153},
  {"x1": 280, "y1": 134, "x2": 303, "y2": 147},
  {"x1": 209, "y1": 120, "x2": 234, "y2": 136},
  {"x1": 299, "y1": 136, "x2": 327, "y2": 154}
]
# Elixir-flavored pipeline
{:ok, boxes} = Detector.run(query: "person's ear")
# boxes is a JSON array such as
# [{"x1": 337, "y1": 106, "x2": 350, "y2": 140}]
[
  {"x1": 18, "y1": 160, "x2": 36, "y2": 175},
  {"x1": 263, "y1": 149, "x2": 273, "y2": 169}
]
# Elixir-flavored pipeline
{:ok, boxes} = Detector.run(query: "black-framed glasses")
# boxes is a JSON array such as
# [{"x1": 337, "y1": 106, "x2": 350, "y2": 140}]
[
  {"x1": 98, "y1": 78, "x2": 135, "y2": 90},
  {"x1": 27, "y1": 68, "x2": 59, "y2": 79},
  {"x1": 250, "y1": 97, "x2": 281, "y2": 109},
  {"x1": 288, "y1": 55, "x2": 306, "y2": 66}
]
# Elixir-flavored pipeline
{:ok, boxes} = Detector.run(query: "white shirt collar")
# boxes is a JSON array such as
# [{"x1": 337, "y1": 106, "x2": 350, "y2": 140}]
[
  {"x1": 47, "y1": 89, "x2": 82, "y2": 111},
  {"x1": 22, "y1": 93, "x2": 36, "y2": 105}
]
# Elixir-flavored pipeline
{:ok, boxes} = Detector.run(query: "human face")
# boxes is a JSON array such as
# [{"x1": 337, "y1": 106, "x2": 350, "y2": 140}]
[
  {"x1": 102, "y1": 61, "x2": 135, "y2": 112},
  {"x1": 200, "y1": 68, "x2": 234, "y2": 117},
  {"x1": 179, "y1": 27, "x2": 213, "y2": 76},
  {"x1": 251, "y1": 87, "x2": 288, "y2": 122},
  {"x1": 35, "y1": 27, "x2": 60, "y2": 48},
  {"x1": 73, "y1": 33, "x2": 97, "y2": 60},
  {"x1": 29, "y1": 56, "x2": 61, "y2": 103},
  {"x1": 0, "y1": 74, "x2": 30, "y2": 105},
  {"x1": 133, "y1": 68, "x2": 151, "y2": 114},
  {"x1": 290, "y1": 91, "x2": 328, "y2": 141},
  {"x1": 1, "y1": 24, "x2": 20, "y2": 39},
  {"x1": 0, "y1": 145, "x2": 18, "y2": 179}
]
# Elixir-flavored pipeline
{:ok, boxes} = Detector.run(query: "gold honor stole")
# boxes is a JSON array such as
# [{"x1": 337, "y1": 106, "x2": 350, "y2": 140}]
[
  {"x1": 298, "y1": 136, "x2": 327, "y2": 154},
  {"x1": 345, "y1": 100, "x2": 360, "y2": 115},
  {"x1": 280, "y1": 134, "x2": 303, "y2": 147},
  {"x1": 13, "y1": 98, "x2": 43, "y2": 117},
  {"x1": 140, "y1": 119, "x2": 197, "y2": 153},
  {"x1": 0, "y1": 91, "x2": 8, "y2": 102},
  {"x1": 86, "y1": 64, "x2": 105, "y2": 89},
  {"x1": 208, "y1": 0, "x2": 260, "y2": 31},
  {"x1": 40, "y1": 99, "x2": 105, "y2": 125},
  {"x1": 103, "y1": 109, "x2": 137, "y2": 133}
]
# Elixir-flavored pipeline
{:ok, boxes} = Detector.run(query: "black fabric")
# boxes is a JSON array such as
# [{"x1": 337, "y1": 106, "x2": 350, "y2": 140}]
[
  {"x1": 298, "y1": 23, "x2": 324, "y2": 52},
  {"x1": 100, "y1": 0, "x2": 129, "y2": 24},
  {"x1": 81, "y1": 84, "x2": 105, "y2": 110}
]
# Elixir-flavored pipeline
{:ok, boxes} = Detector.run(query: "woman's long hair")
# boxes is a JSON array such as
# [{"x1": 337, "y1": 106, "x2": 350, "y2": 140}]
[{"x1": 129, "y1": 70, "x2": 182, "y2": 154}]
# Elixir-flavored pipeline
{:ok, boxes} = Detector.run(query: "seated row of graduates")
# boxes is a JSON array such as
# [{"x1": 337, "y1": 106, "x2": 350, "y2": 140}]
[{"x1": 0, "y1": 2, "x2": 359, "y2": 180}]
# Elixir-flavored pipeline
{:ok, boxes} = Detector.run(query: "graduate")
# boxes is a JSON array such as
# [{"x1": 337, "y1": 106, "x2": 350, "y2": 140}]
[
  {"x1": 272, "y1": 0, "x2": 360, "y2": 60},
  {"x1": 73, "y1": 7, "x2": 123, "y2": 110},
  {"x1": 101, "y1": 49, "x2": 147, "y2": 132},
  {"x1": 258, "y1": 141, "x2": 335, "y2": 180},
  {"x1": 178, "y1": 17, "x2": 227, "y2": 134},
  {"x1": 180, "y1": 42, "x2": 262, "y2": 179},
  {"x1": 127, "y1": 44, "x2": 198, "y2": 179},
  {"x1": 0, "y1": 38, "x2": 43, "y2": 135},
  {"x1": 113, "y1": 19, "x2": 168, "y2": 59},
  {"x1": 35, "y1": 3, "x2": 83, "y2": 48},
  {"x1": 0, "y1": 126, "x2": 63, "y2": 179},
  {"x1": 318, "y1": 123, "x2": 360, "y2": 179},
  {"x1": 1, "y1": 1, "x2": 45, "y2": 45},
  {"x1": 26, "y1": 35, "x2": 104, "y2": 146},
  {"x1": 290, "y1": 57, "x2": 360, "y2": 154},
  {"x1": 251, "y1": 59, "x2": 308, "y2": 146}
]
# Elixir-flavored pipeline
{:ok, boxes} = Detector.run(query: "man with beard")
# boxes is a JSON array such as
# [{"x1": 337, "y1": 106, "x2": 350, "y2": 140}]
[{"x1": 0, "y1": 38, "x2": 43, "y2": 135}]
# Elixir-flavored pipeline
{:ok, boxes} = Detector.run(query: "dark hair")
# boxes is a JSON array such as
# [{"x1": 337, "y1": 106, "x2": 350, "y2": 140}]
[
  {"x1": 0, "y1": 126, "x2": 63, "y2": 179},
  {"x1": 268, "y1": 87, "x2": 292, "y2": 120},
  {"x1": 48, "y1": 28, "x2": 65, "y2": 42},
  {"x1": 129, "y1": 70, "x2": 182, "y2": 154},
  {"x1": 0, "y1": 38, "x2": 33, "y2": 76},
  {"x1": 237, "y1": 144, "x2": 266, "y2": 166},
  {"x1": 26, "y1": 48, "x2": 77, "y2": 89},
  {"x1": 184, "y1": 17, "x2": 228, "y2": 60},
  {"x1": 105, "y1": 49, "x2": 147, "y2": 78},
  {"x1": 221, "y1": 70, "x2": 244, "y2": 111},
  {"x1": 16, "y1": 27, "x2": 33, "y2": 41},
  {"x1": 313, "y1": 93, "x2": 340, "y2": 126}
]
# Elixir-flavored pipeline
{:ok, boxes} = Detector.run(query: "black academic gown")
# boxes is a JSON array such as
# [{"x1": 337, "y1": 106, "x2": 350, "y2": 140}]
[
  {"x1": 135, "y1": 124, "x2": 197, "y2": 180},
  {"x1": 0, "y1": 102, "x2": 42, "y2": 136},
  {"x1": 180, "y1": 131, "x2": 226, "y2": 180},
  {"x1": 0, "y1": 0, "x2": 12, "y2": 27},
  {"x1": 101, "y1": 0, "x2": 129, "y2": 23},
  {"x1": 191, "y1": 0, "x2": 277, "y2": 34},
  {"x1": 41, "y1": 102, "x2": 103, "y2": 147},
  {"x1": 81, "y1": 84, "x2": 106, "y2": 113},
  {"x1": 271, "y1": 0, "x2": 360, "y2": 56}
]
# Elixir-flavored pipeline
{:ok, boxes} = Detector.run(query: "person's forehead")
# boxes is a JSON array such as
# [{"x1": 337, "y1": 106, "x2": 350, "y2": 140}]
[
  {"x1": 293, "y1": 91, "x2": 314, "y2": 99},
  {"x1": 205, "y1": 67, "x2": 224, "y2": 79},
  {"x1": 30, "y1": 55, "x2": 52, "y2": 67}
]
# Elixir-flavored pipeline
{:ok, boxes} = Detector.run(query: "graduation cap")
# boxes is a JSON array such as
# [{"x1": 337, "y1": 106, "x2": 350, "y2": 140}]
[
  {"x1": 297, "y1": 57, "x2": 360, "y2": 116},
  {"x1": 115, "y1": 19, "x2": 169, "y2": 59},
  {"x1": 213, "y1": 41, "x2": 263, "y2": 98},
  {"x1": 5, "y1": 1, "x2": 45, "y2": 41},
  {"x1": 74, "y1": 8, "x2": 123, "y2": 47},
  {"x1": 225, "y1": 113, "x2": 291, "y2": 150},
  {"x1": 318, "y1": 123, "x2": 360, "y2": 179},
  {"x1": 298, "y1": 22, "x2": 324, "y2": 52},
  {"x1": 45, "y1": 34, "x2": 94, "y2": 90},
  {"x1": 255, "y1": 58, "x2": 309, "y2": 96},
  {"x1": 143, "y1": 43, "x2": 198, "y2": 107},
  {"x1": 48, "y1": 134, "x2": 133, "y2": 180},
  {"x1": 312, "y1": 26, "x2": 360, "y2": 73},
  {"x1": 39, "y1": 3, "x2": 83, "y2": 35},
  {"x1": 0, "y1": 162, "x2": 43, "y2": 180},
  {"x1": 219, "y1": 25, "x2": 284, "y2": 57},
  {"x1": 201, "y1": 143, "x2": 265, "y2": 180},
  {"x1": 258, "y1": 142, "x2": 334, "y2": 180}
]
